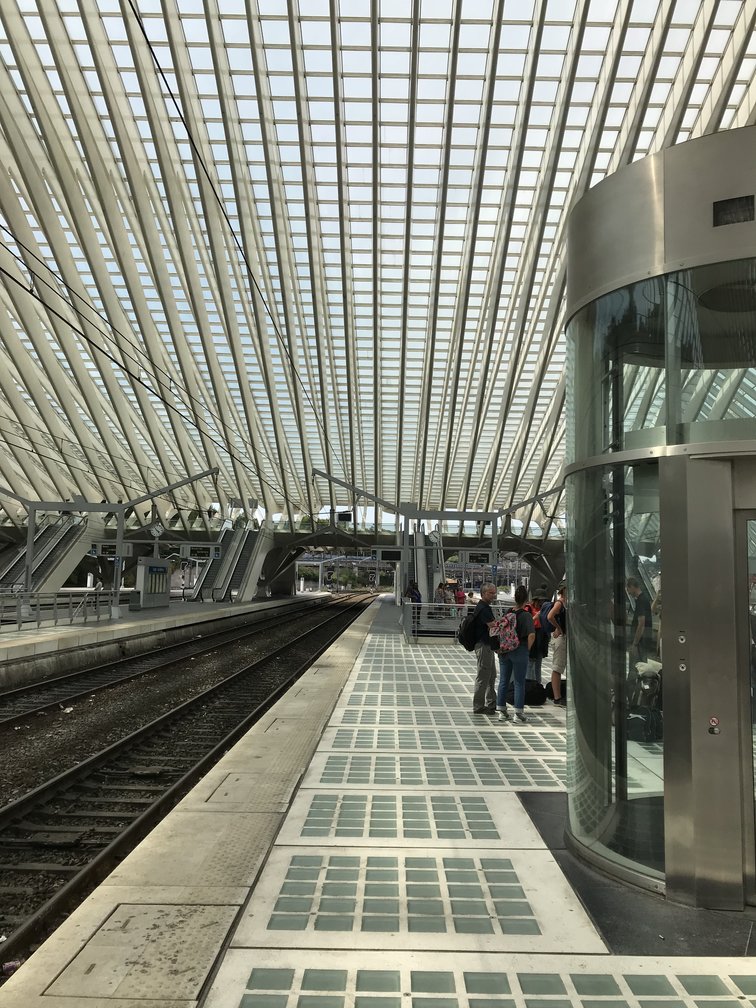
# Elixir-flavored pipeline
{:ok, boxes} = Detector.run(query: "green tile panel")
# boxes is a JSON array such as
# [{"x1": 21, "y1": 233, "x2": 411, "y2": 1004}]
[
  {"x1": 265, "y1": 853, "x2": 540, "y2": 936},
  {"x1": 299, "y1": 792, "x2": 499, "y2": 841},
  {"x1": 327, "y1": 727, "x2": 565, "y2": 755},
  {"x1": 335, "y1": 709, "x2": 515, "y2": 728},
  {"x1": 316, "y1": 753, "x2": 565, "y2": 789},
  {"x1": 344, "y1": 693, "x2": 489, "y2": 710},
  {"x1": 238, "y1": 968, "x2": 756, "y2": 1008}
]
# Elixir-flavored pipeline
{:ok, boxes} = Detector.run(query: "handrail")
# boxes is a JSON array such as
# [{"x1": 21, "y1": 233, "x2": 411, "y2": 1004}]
[{"x1": 0, "y1": 589, "x2": 113, "y2": 632}]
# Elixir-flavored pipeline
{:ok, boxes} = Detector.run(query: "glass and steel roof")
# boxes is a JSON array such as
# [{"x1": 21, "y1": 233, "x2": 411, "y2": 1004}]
[{"x1": 0, "y1": 0, "x2": 753, "y2": 534}]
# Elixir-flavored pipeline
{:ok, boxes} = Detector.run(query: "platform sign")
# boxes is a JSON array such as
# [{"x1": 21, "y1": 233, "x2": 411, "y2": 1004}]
[
  {"x1": 95, "y1": 543, "x2": 132, "y2": 558},
  {"x1": 467, "y1": 551, "x2": 491, "y2": 564},
  {"x1": 180, "y1": 544, "x2": 222, "y2": 561},
  {"x1": 374, "y1": 548, "x2": 402, "y2": 562}
]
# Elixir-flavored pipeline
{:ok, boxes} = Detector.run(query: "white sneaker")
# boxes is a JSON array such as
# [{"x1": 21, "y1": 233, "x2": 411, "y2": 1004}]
[
  {"x1": 496, "y1": 710, "x2": 509, "y2": 722},
  {"x1": 512, "y1": 712, "x2": 527, "y2": 725}
]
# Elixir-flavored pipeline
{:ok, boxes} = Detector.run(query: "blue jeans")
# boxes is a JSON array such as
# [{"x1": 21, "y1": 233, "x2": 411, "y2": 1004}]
[
  {"x1": 498, "y1": 644, "x2": 529, "y2": 711},
  {"x1": 526, "y1": 654, "x2": 542, "y2": 682}
]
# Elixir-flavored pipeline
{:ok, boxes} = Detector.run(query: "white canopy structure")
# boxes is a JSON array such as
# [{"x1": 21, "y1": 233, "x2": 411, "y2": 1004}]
[{"x1": 0, "y1": 0, "x2": 753, "y2": 536}]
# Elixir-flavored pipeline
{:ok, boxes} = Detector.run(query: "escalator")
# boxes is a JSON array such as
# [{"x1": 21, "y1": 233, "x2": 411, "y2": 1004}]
[
  {"x1": 190, "y1": 529, "x2": 231, "y2": 600},
  {"x1": 226, "y1": 530, "x2": 258, "y2": 599},
  {"x1": 0, "y1": 518, "x2": 84, "y2": 592}
]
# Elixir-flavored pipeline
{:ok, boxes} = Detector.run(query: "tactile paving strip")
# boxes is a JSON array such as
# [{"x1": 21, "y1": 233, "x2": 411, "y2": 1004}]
[
  {"x1": 321, "y1": 726, "x2": 566, "y2": 755},
  {"x1": 303, "y1": 752, "x2": 566, "y2": 790},
  {"x1": 232, "y1": 848, "x2": 604, "y2": 952},
  {"x1": 205, "y1": 951, "x2": 756, "y2": 1008},
  {"x1": 276, "y1": 790, "x2": 544, "y2": 848}
]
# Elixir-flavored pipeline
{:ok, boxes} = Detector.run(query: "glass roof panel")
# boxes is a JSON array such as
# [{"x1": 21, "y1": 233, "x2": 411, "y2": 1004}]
[{"x1": 0, "y1": 0, "x2": 749, "y2": 527}]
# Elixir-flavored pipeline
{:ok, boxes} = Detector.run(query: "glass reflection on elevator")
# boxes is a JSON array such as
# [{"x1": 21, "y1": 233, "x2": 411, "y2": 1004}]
[
  {"x1": 567, "y1": 462, "x2": 665, "y2": 878},
  {"x1": 567, "y1": 255, "x2": 756, "y2": 883},
  {"x1": 750, "y1": 521, "x2": 756, "y2": 826}
]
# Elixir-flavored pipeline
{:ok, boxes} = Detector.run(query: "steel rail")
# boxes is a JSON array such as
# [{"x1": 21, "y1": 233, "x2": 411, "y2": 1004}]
[
  {"x1": 0, "y1": 596, "x2": 370, "y2": 962},
  {"x1": 0, "y1": 595, "x2": 356, "y2": 725}
]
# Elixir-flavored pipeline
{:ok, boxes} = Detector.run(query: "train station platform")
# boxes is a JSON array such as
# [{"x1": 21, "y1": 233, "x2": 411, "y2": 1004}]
[
  {"x1": 0, "y1": 593, "x2": 330, "y2": 687},
  {"x1": 2, "y1": 595, "x2": 755, "y2": 1006}
]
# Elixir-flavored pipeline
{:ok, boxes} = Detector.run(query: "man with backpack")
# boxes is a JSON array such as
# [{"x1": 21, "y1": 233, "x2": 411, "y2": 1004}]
[{"x1": 470, "y1": 582, "x2": 500, "y2": 715}]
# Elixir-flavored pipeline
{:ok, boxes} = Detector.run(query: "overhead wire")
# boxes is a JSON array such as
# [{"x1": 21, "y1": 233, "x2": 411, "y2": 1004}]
[
  {"x1": 0, "y1": 414, "x2": 209, "y2": 499},
  {"x1": 0, "y1": 224, "x2": 304, "y2": 502},
  {"x1": 0, "y1": 262, "x2": 306, "y2": 511},
  {"x1": 0, "y1": 431, "x2": 211, "y2": 513},
  {"x1": 124, "y1": 0, "x2": 349, "y2": 483}
]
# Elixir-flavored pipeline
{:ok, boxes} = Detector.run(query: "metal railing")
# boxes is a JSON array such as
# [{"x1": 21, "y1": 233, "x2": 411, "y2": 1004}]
[
  {"x1": 0, "y1": 590, "x2": 113, "y2": 631},
  {"x1": 399, "y1": 601, "x2": 471, "y2": 641},
  {"x1": 399, "y1": 599, "x2": 513, "y2": 643}
]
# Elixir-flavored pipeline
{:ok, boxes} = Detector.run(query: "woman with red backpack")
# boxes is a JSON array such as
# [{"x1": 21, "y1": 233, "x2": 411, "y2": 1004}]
[{"x1": 495, "y1": 585, "x2": 535, "y2": 725}]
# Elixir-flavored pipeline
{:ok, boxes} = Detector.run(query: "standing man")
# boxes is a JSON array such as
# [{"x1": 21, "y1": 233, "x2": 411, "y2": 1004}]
[
  {"x1": 472, "y1": 582, "x2": 499, "y2": 715},
  {"x1": 626, "y1": 576, "x2": 653, "y2": 664},
  {"x1": 404, "y1": 580, "x2": 422, "y2": 636}
]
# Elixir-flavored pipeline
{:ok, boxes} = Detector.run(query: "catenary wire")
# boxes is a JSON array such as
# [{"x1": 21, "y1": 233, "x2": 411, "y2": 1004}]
[
  {"x1": 0, "y1": 226, "x2": 310, "y2": 501},
  {"x1": 125, "y1": 0, "x2": 349, "y2": 484}
]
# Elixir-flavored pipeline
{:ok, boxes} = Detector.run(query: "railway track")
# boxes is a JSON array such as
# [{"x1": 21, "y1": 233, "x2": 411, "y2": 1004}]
[
  {"x1": 0, "y1": 595, "x2": 353, "y2": 726},
  {"x1": 0, "y1": 594, "x2": 371, "y2": 962}
]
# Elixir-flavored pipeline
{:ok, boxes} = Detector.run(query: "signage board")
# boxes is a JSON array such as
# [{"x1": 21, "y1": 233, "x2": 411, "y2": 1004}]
[
  {"x1": 376, "y1": 549, "x2": 402, "y2": 562},
  {"x1": 96, "y1": 543, "x2": 132, "y2": 558},
  {"x1": 467, "y1": 552, "x2": 491, "y2": 564},
  {"x1": 180, "y1": 544, "x2": 222, "y2": 561}
]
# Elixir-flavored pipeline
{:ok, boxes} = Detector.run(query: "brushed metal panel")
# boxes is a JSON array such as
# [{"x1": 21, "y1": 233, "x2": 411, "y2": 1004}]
[
  {"x1": 733, "y1": 457, "x2": 756, "y2": 508},
  {"x1": 664, "y1": 127, "x2": 756, "y2": 269},
  {"x1": 686, "y1": 458, "x2": 742, "y2": 908},
  {"x1": 567, "y1": 125, "x2": 756, "y2": 321},
  {"x1": 659, "y1": 455, "x2": 695, "y2": 903},
  {"x1": 564, "y1": 438, "x2": 756, "y2": 478},
  {"x1": 566, "y1": 153, "x2": 664, "y2": 319},
  {"x1": 662, "y1": 455, "x2": 746, "y2": 908}
]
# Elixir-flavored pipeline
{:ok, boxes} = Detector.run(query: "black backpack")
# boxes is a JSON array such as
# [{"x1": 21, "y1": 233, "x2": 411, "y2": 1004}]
[
  {"x1": 457, "y1": 611, "x2": 478, "y2": 651},
  {"x1": 505, "y1": 680, "x2": 548, "y2": 706}
]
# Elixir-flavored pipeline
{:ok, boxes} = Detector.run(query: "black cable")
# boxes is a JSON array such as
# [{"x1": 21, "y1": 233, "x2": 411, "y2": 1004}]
[
  {"x1": 124, "y1": 0, "x2": 348, "y2": 482},
  {"x1": 0, "y1": 224, "x2": 306, "y2": 497},
  {"x1": 0, "y1": 262, "x2": 305, "y2": 510},
  {"x1": 0, "y1": 433, "x2": 201, "y2": 511}
]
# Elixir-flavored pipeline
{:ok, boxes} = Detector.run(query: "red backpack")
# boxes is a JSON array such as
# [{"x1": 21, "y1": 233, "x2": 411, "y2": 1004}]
[{"x1": 492, "y1": 611, "x2": 520, "y2": 653}]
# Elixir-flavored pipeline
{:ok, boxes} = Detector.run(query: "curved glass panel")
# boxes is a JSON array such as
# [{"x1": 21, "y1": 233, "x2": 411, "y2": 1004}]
[
  {"x1": 566, "y1": 258, "x2": 756, "y2": 464},
  {"x1": 567, "y1": 462, "x2": 664, "y2": 879}
]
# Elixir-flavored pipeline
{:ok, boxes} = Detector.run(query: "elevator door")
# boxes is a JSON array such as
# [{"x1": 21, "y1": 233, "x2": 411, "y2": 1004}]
[{"x1": 738, "y1": 511, "x2": 756, "y2": 905}]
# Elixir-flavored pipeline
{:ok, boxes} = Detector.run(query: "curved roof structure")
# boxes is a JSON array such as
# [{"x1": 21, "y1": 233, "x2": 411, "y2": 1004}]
[{"x1": 0, "y1": 0, "x2": 753, "y2": 535}]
